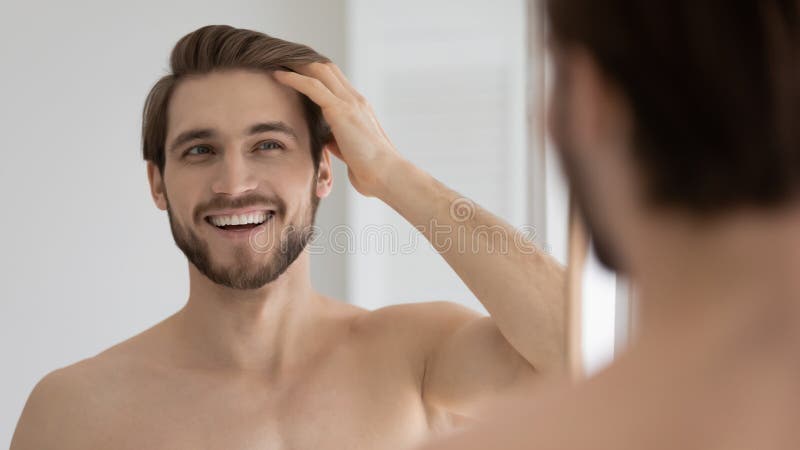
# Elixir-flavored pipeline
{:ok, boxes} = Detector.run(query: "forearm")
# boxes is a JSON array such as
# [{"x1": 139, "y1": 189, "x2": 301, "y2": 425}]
[{"x1": 375, "y1": 156, "x2": 567, "y2": 373}]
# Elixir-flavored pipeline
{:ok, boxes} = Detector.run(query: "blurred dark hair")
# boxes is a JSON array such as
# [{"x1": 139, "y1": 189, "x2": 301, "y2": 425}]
[
  {"x1": 142, "y1": 25, "x2": 332, "y2": 175},
  {"x1": 546, "y1": 1, "x2": 800, "y2": 213}
]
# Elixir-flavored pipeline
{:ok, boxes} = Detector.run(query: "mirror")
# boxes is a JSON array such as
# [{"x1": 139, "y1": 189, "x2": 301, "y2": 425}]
[{"x1": 3, "y1": 1, "x2": 629, "y2": 448}]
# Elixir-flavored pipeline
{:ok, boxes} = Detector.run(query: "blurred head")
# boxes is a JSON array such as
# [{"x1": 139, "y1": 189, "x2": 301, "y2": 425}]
[
  {"x1": 142, "y1": 25, "x2": 334, "y2": 289},
  {"x1": 545, "y1": 0, "x2": 800, "y2": 271}
]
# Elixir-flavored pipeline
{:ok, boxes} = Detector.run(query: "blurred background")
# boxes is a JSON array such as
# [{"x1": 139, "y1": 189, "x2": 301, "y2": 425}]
[{"x1": 0, "y1": 0, "x2": 626, "y2": 446}]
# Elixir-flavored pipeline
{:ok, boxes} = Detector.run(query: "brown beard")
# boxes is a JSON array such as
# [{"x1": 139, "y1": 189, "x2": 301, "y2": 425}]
[
  {"x1": 550, "y1": 58, "x2": 623, "y2": 272},
  {"x1": 164, "y1": 175, "x2": 320, "y2": 290}
]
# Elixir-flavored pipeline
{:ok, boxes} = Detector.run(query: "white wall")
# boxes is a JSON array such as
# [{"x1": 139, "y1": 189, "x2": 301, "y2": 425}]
[
  {"x1": 345, "y1": 0, "x2": 529, "y2": 313},
  {"x1": 0, "y1": 0, "x2": 346, "y2": 445}
]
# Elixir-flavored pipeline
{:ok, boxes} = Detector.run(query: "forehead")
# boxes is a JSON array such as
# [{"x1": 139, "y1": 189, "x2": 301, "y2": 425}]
[{"x1": 166, "y1": 68, "x2": 308, "y2": 144}]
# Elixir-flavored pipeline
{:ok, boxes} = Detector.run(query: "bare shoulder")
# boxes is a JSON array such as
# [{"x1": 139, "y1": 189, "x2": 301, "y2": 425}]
[
  {"x1": 10, "y1": 325, "x2": 167, "y2": 450},
  {"x1": 10, "y1": 354, "x2": 124, "y2": 450},
  {"x1": 360, "y1": 300, "x2": 483, "y2": 330},
  {"x1": 352, "y1": 301, "x2": 484, "y2": 355}
]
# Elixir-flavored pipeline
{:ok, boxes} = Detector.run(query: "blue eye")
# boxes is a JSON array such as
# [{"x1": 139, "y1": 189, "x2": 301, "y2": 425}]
[
  {"x1": 186, "y1": 145, "x2": 211, "y2": 156},
  {"x1": 258, "y1": 141, "x2": 284, "y2": 151}
]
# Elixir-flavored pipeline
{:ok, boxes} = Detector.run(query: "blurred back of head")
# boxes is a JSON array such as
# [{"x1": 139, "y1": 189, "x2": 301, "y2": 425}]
[{"x1": 546, "y1": 0, "x2": 800, "y2": 214}]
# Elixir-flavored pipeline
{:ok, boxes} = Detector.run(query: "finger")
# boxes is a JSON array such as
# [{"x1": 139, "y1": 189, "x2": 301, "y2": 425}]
[
  {"x1": 327, "y1": 63, "x2": 362, "y2": 101},
  {"x1": 272, "y1": 70, "x2": 344, "y2": 110},
  {"x1": 325, "y1": 64, "x2": 391, "y2": 142},
  {"x1": 291, "y1": 62, "x2": 354, "y2": 102},
  {"x1": 326, "y1": 140, "x2": 344, "y2": 160}
]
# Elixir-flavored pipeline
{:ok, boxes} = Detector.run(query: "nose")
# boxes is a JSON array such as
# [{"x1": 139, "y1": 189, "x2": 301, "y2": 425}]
[{"x1": 210, "y1": 149, "x2": 258, "y2": 196}]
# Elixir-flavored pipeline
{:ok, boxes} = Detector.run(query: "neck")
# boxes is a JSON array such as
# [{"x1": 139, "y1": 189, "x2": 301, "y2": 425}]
[
  {"x1": 630, "y1": 202, "x2": 800, "y2": 356},
  {"x1": 171, "y1": 250, "x2": 325, "y2": 375}
]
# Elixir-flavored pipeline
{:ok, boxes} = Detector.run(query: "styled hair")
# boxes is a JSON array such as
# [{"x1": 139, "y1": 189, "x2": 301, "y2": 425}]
[
  {"x1": 142, "y1": 25, "x2": 332, "y2": 174},
  {"x1": 546, "y1": 1, "x2": 800, "y2": 213}
]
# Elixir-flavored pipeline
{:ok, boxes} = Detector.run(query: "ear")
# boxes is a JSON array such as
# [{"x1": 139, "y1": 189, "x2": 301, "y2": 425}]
[
  {"x1": 314, "y1": 145, "x2": 334, "y2": 199},
  {"x1": 146, "y1": 161, "x2": 168, "y2": 211},
  {"x1": 568, "y1": 47, "x2": 632, "y2": 159}
]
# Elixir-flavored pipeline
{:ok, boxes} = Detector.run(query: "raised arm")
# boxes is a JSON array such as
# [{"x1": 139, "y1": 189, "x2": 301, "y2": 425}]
[{"x1": 273, "y1": 62, "x2": 566, "y2": 415}]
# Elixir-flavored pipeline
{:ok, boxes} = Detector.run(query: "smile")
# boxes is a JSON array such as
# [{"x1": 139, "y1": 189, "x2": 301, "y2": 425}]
[{"x1": 204, "y1": 209, "x2": 276, "y2": 232}]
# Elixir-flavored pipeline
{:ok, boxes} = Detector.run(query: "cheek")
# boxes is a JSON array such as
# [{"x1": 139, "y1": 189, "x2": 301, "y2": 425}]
[
  {"x1": 268, "y1": 153, "x2": 317, "y2": 186},
  {"x1": 278, "y1": 175, "x2": 316, "y2": 206},
  {"x1": 163, "y1": 172, "x2": 204, "y2": 222}
]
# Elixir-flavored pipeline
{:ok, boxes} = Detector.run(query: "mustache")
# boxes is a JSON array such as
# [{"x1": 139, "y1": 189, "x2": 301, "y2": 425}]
[{"x1": 195, "y1": 193, "x2": 287, "y2": 221}]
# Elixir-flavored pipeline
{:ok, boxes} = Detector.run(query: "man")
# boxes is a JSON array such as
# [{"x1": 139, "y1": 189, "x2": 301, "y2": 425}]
[
  {"x1": 10, "y1": 25, "x2": 565, "y2": 450},
  {"x1": 419, "y1": 1, "x2": 800, "y2": 449}
]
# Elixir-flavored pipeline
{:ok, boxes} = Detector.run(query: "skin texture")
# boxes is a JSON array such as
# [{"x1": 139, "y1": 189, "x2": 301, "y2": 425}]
[
  {"x1": 10, "y1": 64, "x2": 566, "y2": 450},
  {"x1": 416, "y1": 46, "x2": 800, "y2": 450}
]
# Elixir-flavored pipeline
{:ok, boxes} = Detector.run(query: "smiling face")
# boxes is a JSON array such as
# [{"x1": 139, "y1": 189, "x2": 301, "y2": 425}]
[{"x1": 147, "y1": 68, "x2": 333, "y2": 289}]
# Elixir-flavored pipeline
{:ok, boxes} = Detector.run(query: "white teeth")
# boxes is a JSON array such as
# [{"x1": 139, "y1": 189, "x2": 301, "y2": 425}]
[{"x1": 209, "y1": 211, "x2": 270, "y2": 227}]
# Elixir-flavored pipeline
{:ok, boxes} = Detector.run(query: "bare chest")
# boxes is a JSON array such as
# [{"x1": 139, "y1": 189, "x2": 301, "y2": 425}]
[{"x1": 81, "y1": 353, "x2": 433, "y2": 450}]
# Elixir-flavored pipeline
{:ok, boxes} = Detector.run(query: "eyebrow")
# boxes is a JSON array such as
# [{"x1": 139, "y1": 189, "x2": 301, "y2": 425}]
[{"x1": 167, "y1": 121, "x2": 299, "y2": 154}]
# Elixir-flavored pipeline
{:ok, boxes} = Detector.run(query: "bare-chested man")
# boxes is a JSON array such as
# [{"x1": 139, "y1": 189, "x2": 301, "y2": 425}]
[
  {"x1": 10, "y1": 25, "x2": 565, "y2": 450},
  {"x1": 419, "y1": 1, "x2": 800, "y2": 450}
]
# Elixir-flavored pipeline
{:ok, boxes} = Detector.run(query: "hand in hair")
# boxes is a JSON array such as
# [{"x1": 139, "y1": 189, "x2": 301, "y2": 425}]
[{"x1": 273, "y1": 63, "x2": 404, "y2": 198}]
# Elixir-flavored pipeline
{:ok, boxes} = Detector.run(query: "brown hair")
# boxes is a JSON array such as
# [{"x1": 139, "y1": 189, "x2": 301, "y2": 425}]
[
  {"x1": 142, "y1": 25, "x2": 332, "y2": 175},
  {"x1": 546, "y1": 0, "x2": 800, "y2": 213}
]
